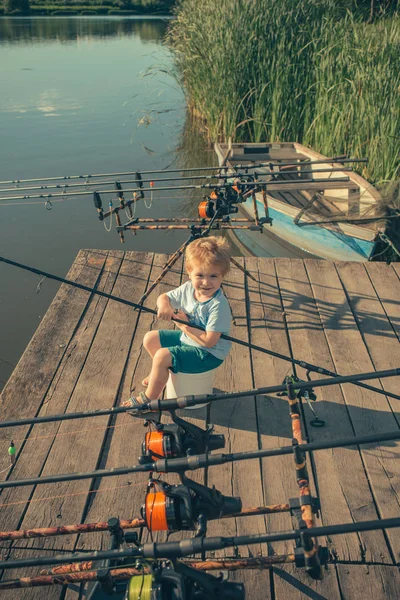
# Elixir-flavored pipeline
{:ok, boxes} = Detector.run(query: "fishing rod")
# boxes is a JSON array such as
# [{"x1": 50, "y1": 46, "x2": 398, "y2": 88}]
[
  {"x1": 0, "y1": 368, "x2": 398, "y2": 431},
  {"x1": 0, "y1": 157, "x2": 367, "y2": 187},
  {"x1": 0, "y1": 177, "x2": 351, "y2": 202},
  {"x1": 42, "y1": 555, "x2": 293, "y2": 577},
  {"x1": 1, "y1": 428, "x2": 398, "y2": 489},
  {"x1": 0, "y1": 167, "x2": 353, "y2": 195},
  {"x1": 0, "y1": 516, "x2": 398, "y2": 570},
  {"x1": 0, "y1": 505, "x2": 289, "y2": 543},
  {"x1": 1, "y1": 254, "x2": 397, "y2": 403},
  {"x1": 0, "y1": 556, "x2": 296, "y2": 591}
]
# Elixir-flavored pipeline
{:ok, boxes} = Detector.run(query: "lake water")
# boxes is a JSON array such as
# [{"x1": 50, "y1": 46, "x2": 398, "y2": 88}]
[{"x1": 0, "y1": 16, "x2": 304, "y2": 391}]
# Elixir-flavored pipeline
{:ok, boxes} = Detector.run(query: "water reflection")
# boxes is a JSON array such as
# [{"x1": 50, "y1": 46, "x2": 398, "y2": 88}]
[
  {"x1": 0, "y1": 16, "x2": 185, "y2": 391},
  {"x1": 0, "y1": 16, "x2": 169, "y2": 45},
  {"x1": 173, "y1": 113, "x2": 217, "y2": 217}
]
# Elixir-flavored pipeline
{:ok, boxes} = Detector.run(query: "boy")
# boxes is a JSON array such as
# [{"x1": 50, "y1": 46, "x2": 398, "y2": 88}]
[{"x1": 125, "y1": 236, "x2": 232, "y2": 407}]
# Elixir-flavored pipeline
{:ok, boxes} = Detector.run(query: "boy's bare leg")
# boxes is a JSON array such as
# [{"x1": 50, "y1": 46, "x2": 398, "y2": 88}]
[
  {"x1": 123, "y1": 348, "x2": 173, "y2": 408},
  {"x1": 145, "y1": 348, "x2": 173, "y2": 400},
  {"x1": 142, "y1": 331, "x2": 162, "y2": 386}
]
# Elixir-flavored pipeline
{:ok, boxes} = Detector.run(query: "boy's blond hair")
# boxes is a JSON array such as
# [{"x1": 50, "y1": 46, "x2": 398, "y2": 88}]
[{"x1": 185, "y1": 236, "x2": 231, "y2": 276}]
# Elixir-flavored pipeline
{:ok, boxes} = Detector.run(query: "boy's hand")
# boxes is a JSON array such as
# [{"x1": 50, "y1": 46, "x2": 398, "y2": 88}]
[
  {"x1": 157, "y1": 305, "x2": 175, "y2": 320},
  {"x1": 173, "y1": 310, "x2": 190, "y2": 330}
]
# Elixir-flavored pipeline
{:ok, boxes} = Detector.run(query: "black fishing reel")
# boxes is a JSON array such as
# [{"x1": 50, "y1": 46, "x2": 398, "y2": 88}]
[
  {"x1": 277, "y1": 375, "x2": 325, "y2": 428},
  {"x1": 125, "y1": 561, "x2": 245, "y2": 600},
  {"x1": 140, "y1": 414, "x2": 225, "y2": 462},
  {"x1": 141, "y1": 476, "x2": 242, "y2": 537}
]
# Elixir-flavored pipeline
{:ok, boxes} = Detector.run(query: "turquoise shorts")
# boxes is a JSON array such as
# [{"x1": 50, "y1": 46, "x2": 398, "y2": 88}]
[{"x1": 158, "y1": 330, "x2": 223, "y2": 374}]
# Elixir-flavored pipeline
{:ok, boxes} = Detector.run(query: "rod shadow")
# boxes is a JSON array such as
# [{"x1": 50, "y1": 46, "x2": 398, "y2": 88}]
[{"x1": 185, "y1": 388, "x2": 400, "y2": 456}]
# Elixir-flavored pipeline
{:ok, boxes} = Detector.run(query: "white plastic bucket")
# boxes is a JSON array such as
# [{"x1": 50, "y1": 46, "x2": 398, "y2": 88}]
[{"x1": 165, "y1": 368, "x2": 218, "y2": 409}]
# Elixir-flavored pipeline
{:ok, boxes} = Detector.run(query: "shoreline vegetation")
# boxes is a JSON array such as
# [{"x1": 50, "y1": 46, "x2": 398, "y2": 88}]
[
  {"x1": 0, "y1": 0, "x2": 174, "y2": 16},
  {"x1": 169, "y1": 0, "x2": 400, "y2": 184},
  {"x1": 2, "y1": 1, "x2": 399, "y2": 187}
]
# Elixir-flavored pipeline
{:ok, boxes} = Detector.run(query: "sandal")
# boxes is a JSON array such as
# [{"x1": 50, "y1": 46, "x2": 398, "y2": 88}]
[{"x1": 124, "y1": 391, "x2": 152, "y2": 418}]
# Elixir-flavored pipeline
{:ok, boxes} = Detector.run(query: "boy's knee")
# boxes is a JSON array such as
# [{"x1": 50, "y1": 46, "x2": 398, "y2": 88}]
[
  {"x1": 154, "y1": 348, "x2": 172, "y2": 367},
  {"x1": 143, "y1": 330, "x2": 159, "y2": 349}
]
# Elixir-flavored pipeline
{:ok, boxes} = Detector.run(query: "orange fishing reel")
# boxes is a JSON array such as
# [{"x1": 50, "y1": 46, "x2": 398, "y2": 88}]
[
  {"x1": 142, "y1": 476, "x2": 242, "y2": 537},
  {"x1": 197, "y1": 185, "x2": 243, "y2": 221},
  {"x1": 141, "y1": 415, "x2": 225, "y2": 462},
  {"x1": 198, "y1": 199, "x2": 215, "y2": 219},
  {"x1": 198, "y1": 190, "x2": 219, "y2": 219}
]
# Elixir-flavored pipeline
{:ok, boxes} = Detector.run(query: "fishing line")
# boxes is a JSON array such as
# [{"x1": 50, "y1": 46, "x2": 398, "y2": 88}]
[
  {"x1": 0, "y1": 358, "x2": 15, "y2": 369},
  {"x1": 0, "y1": 197, "x2": 73, "y2": 208},
  {"x1": 0, "y1": 481, "x2": 143, "y2": 510},
  {"x1": 6, "y1": 420, "x2": 136, "y2": 446}
]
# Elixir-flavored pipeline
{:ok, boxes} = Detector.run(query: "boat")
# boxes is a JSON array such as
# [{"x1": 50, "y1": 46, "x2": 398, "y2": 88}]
[{"x1": 214, "y1": 142, "x2": 399, "y2": 261}]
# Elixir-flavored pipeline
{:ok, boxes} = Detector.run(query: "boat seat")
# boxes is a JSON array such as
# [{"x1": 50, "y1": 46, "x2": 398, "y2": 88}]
[{"x1": 281, "y1": 172, "x2": 344, "y2": 216}]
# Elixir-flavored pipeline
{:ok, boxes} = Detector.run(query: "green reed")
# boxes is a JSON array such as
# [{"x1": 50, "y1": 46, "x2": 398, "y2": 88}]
[{"x1": 169, "y1": 1, "x2": 400, "y2": 183}]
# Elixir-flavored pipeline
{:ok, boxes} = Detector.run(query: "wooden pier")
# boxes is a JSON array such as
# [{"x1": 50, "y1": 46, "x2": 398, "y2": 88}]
[{"x1": 0, "y1": 249, "x2": 399, "y2": 599}]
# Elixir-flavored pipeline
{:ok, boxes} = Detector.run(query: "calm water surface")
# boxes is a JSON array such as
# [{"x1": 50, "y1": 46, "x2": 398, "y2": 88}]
[{"x1": 0, "y1": 17, "x2": 302, "y2": 390}]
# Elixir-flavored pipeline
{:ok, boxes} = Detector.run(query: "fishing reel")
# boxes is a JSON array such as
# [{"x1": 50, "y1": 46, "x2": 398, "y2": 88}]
[
  {"x1": 277, "y1": 375, "x2": 325, "y2": 428},
  {"x1": 142, "y1": 476, "x2": 242, "y2": 537},
  {"x1": 140, "y1": 414, "x2": 225, "y2": 462},
  {"x1": 125, "y1": 561, "x2": 244, "y2": 600},
  {"x1": 198, "y1": 183, "x2": 245, "y2": 220}
]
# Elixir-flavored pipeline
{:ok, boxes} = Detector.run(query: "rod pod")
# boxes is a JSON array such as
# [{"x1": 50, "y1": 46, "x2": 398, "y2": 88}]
[{"x1": 278, "y1": 374, "x2": 325, "y2": 427}]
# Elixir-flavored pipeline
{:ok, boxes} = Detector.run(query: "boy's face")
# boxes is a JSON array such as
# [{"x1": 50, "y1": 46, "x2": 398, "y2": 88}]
[{"x1": 188, "y1": 261, "x2": 224, "y2": 299}]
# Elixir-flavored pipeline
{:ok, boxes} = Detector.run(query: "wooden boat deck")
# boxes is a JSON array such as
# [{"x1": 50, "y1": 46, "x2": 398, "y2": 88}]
[{"x1": 1, "y1": 249, "x2": 400, "y2": 599}]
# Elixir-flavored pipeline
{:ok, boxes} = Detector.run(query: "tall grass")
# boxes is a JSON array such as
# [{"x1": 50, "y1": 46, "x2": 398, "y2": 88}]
[{"x1": 169, "y1": 0, "x2": 400, "y2": 183}]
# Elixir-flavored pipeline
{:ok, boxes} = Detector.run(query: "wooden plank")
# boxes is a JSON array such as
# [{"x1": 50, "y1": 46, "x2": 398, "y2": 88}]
[
  {"x1": 337, "y1": 565, "x2": 400, "y2": 599},
  {"x1": 207, "y1": 259, "x2": 271, "y2": 600},
  {"x1": 0, "y1": 251, "x2": 122, "y2": 550},
  {"x1": 246, "y1": 257, "x2": 307, "y2": 557},
  {"x1": 275, "y1": 258, "x2": 391, "y2": 565},
  {"x1": 0, "y1": 252, "x2": 153, "y2": 600},
  {"x1": 302, "y1": 259, "x2": 398, "y2": 560},
  {"x1": 0, "y1": 249, "x2": 107, "y2": 448},
  {"x1": 248, "y1": 257, "x2": 342, "y2": 598},
  {"x1": 364, "y1": 262, "x2": 400, "y2": 342},
  {"x1": 66, "y1": 254, "x2": 184, "y2": 556},
  {"x1": 273, "y1": 564, "x2": 341, "y2": 600},
  {"x1": 336, "y1": 261, "x2": 400, "y2": 422}
]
